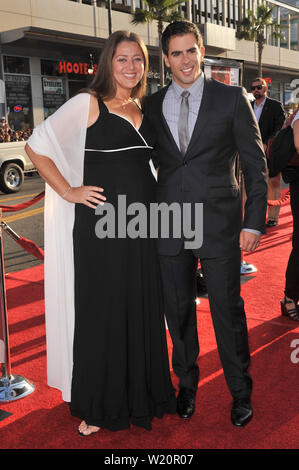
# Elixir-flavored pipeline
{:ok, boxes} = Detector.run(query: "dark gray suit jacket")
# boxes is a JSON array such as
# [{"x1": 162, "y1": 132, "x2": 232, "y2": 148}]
[{"x1": 144, "y1": 77, "x2": 268, "y2": 258}]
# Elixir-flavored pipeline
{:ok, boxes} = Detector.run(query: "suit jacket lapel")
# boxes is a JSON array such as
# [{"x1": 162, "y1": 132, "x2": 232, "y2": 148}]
[{"x1": 186, "y1": 77, "x2": 213, "y2": 158}]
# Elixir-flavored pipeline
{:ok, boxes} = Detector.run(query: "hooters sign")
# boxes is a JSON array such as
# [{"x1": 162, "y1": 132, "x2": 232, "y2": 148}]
[{"x1": 58, "y1": 61, "x2": 97, "y2": 75}]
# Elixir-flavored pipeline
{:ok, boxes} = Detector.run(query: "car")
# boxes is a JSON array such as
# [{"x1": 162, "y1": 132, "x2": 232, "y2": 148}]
[{"x1": 0, "y1": 141, "x2": 36, "y2": 193}]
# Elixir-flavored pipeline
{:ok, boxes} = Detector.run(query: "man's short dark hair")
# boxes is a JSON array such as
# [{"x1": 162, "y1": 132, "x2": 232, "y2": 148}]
[
  {"x1": 162, "y1": 20, "x2": 203, "y2": 56},
  {"x1": 251, "y1": 77, "x2": 267, "y2": 87}
]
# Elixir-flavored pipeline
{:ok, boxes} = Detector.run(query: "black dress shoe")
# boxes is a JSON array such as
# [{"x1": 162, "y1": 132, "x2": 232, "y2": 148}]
[
  {"x1": 231, "y1": 398, "x2": 253, "y2": 427},
  {"x1": 196, "y1": 269, "x2": 208, "y2": 296},
  {"x1": 266, "y1": 219, "x2": 278, "y2": 227},
  {"x1": 177, "y1": 387, "x2": 196, "y2": 419}
]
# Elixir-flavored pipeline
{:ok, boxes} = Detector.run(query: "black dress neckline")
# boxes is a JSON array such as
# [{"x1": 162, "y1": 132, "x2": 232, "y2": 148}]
[{"x1": 99, "y1": 97, "x2": 144, "y2": 133}]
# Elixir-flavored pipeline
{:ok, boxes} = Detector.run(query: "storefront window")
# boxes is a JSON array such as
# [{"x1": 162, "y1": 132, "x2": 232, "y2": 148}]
[
  {"x1": 3, "y1": 56, "x2": 30, "y2": 75},
  {"x1": 4, "y1": 74, "x2": 33, "y2": 131},
  {"x1": 268, "y1": 81, "x2": 281, "y2": 102},
  {"x1": 41, "y1": 59, "x2": 60, "y2": 77},
  {"x1": 41, "y1": 59, "x2": 88, "y2": 116},
  {"x1": 147, "y1": 55, "x2": 163, "y2": 94},
  {"x1": 41, "y1": 60, "x2": 67, "y2": 117},
  {"x1": 42, "y1": 76, "x2": 67, "y2": 119},
  {"x1": 3, "y1": 56, "x2": 33, "y2": 132}
]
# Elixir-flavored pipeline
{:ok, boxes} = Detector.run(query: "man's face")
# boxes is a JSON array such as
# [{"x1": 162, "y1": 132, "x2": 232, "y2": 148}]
[
  {"x1": 251, "y1": 80, "x2": 267, "y2": 100},
  {"x1": 164, "y1": 33, "x2": 205, "y2": 88}
]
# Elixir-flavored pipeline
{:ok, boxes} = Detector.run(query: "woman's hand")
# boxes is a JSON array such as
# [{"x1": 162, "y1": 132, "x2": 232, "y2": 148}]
[
  {"x1": 25, "y1": 144, "x2": 106, "y2": 209},
  {"x1": 64, "y1": 185, "x2": 106, "y2": 209}
]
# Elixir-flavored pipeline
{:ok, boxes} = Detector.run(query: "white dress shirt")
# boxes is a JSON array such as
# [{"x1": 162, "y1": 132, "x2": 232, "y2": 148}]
[
  {"x1": 162, "y1": 72, "x2": 204, "y2": 149},
  {"x1": 253, "y1": 97, "x2": 266, "y2": 122}
]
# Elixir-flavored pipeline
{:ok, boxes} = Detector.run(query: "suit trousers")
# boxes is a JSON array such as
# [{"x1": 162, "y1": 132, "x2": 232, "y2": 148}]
[{"x1": 159, "y1": 247, "x2": 252, "y2": 399}]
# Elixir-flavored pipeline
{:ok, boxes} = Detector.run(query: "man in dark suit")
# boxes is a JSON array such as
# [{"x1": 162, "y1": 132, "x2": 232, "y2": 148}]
[
  {"x1": 144, "y1": 21, "x2": 267, "y2": 427},
  {"x1": 250, "y1": 77, "x2": 285, "y2": 226}
]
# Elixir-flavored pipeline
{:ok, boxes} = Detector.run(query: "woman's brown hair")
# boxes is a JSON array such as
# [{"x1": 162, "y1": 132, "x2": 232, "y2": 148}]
[{"x1": 84, "y1": 30, "x2": 148, "y2": 101}]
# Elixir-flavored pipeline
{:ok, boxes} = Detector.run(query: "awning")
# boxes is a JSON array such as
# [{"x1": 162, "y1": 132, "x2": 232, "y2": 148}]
[
  {"x1": 0, "y1": 26, "x2": 159, "y2": 56},
  {"x1": 0, "y1": 26, "x2": 106, "y2": 48}
]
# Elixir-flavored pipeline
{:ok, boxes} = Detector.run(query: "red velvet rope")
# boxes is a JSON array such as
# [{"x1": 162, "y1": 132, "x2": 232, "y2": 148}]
[
  {"x1": 0, "y1": 191, "x2": 45, "y2": 212},
  {"x1": 267, "y1": 190, "x2": 290, "y2": 206},
  {"x1": 15, "y1": 236, "x2": 44, "y2": 260},
  {"x1": 0, "y1": 191, "x2": 45, "y2": 260}
]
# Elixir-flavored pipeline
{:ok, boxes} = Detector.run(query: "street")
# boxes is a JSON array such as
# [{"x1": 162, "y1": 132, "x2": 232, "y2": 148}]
[{"x1": 0, "y1": 174, "x2": 45, "y2": 274}]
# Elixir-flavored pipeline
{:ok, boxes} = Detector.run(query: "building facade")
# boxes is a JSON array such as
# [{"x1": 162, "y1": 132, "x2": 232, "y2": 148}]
[{"x1": 0, "y1": 0, "x2": 298, "y2": 131}]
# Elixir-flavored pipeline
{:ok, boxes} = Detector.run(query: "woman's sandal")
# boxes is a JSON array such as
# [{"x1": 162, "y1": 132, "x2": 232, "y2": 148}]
[
  {"x1": 78, "y1": 421, "x2": 100, "y2": 437},
  {"x1": 280, "y1": 297, "x2": 299, "y2": 321}
]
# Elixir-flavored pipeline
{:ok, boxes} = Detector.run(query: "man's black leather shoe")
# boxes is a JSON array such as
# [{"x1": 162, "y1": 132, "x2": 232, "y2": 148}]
[
  {"x1": 231, "y1": 398, "x2": 253, "y2": 427},
  {"x1": 196, "y1": 269, "x2": 208, "y2": 296},
  {"x1": 177, "y1": 387, "x2": 196, "y2": 419}
]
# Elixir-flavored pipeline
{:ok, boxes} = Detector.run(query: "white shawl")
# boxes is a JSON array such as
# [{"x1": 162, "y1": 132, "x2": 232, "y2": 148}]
[{"x1": 27, "y1": 93, "x2": 90, "y2": 402}]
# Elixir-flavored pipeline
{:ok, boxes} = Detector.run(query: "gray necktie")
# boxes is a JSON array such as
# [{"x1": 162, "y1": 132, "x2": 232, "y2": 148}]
[{"x1": 178, "y1": 90, "x2": 190, "y2": 155}]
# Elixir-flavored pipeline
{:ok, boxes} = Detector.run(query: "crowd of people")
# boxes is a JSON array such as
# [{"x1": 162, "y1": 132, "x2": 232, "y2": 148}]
[
  {"x1": 0, "y1": 117, "x2": 32, "y2": 143},
  {"x1": 249, "y1": 77, "x2": 299, "y2": 321}
]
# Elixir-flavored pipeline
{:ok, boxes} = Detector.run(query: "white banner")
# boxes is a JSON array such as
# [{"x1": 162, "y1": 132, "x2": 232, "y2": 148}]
[
  {"x1": 43, "y1": 78, "x2": 64, "y2": 94},
  {"x1": 204, "y1": 65, "x2": 240, "y2": 86}
]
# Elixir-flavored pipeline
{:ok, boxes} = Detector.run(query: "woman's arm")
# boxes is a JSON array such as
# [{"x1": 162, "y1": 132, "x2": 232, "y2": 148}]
[
  {"x1": 25, "y1": 144, "x2": 105, "y2": 209},
  {"x1": 25, "y1": 94, "x2": 105, "y2": 209},
  {"x1": 293, "y1": 119, "x2": 299, "y2": 154},
  {"x1": 25, "y1": 144, "x2": 69, "y2": 197}
]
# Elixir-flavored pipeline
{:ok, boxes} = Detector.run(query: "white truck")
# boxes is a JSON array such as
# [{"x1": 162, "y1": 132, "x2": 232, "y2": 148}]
[{"x1": 0, "y1": 141, "x2": 36, "y2": 193}]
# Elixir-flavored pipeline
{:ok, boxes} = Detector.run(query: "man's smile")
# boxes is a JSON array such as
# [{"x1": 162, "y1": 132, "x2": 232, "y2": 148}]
[{"x1": 181, "y1": 67, "x2": 193, "y2": 75}]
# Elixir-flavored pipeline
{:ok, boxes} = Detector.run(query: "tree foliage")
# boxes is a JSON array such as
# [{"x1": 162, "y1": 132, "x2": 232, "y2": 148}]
[
  {"x1": 131, "y1": 0, "x2": 189, "y2": 87},
  {"x1": 236, "y1": 4, "x2": 285, "y2": 76}
]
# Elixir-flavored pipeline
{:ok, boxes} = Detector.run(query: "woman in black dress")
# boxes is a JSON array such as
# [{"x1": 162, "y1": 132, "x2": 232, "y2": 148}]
[
  {"x1": 280, "y1": 108, "x2": 299, "y2": 321},
  {"x1": 26, "y1": 31, "x2": 176, "y2": 435}
]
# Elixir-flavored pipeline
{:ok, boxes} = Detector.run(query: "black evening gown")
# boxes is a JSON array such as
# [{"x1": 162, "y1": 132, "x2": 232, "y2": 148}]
[{"x1": 69, "y1": 99, "x2": 176, "y2": 431}]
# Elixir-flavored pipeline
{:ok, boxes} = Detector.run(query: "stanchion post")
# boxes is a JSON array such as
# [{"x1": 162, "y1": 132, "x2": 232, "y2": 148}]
[
  {"x1": 0, "y1": 208, "x2": 35, "y2": 402},
  {"x1": 0, "y1": 209, "x2": 11, "y2": 381}
]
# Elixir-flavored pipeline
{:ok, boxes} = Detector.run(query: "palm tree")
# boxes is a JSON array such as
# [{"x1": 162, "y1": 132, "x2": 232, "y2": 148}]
[
  {"x1": 107, "y1": 0, "x2": 112, "y2": 35},
  {"x1": 131, "y1": 0, "x2": 189, "y2": 87},
  {"x1": 236, "y1": 4, "x2": 285, "y2": 77}
]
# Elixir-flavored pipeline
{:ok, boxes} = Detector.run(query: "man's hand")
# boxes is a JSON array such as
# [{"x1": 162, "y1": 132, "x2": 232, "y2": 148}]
[{"x1": 239, "y1": 231, "x2": 260, "y2": 252}]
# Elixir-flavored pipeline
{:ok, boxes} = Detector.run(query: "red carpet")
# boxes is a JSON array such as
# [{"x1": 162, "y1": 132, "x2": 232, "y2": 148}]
[{"x1": 0, "y1": 199, "x2": 299, "y2": 450}]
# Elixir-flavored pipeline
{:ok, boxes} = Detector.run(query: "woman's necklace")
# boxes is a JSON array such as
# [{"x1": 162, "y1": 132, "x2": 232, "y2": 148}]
[{"x1": 114, "y1": 96, "x2": 133, "y2": 110}]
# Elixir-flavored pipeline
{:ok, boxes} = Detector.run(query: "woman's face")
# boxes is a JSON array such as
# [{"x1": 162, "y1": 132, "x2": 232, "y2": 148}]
[{"x1": 112, "y1": 40, "x2": 145, "y2": 94}]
